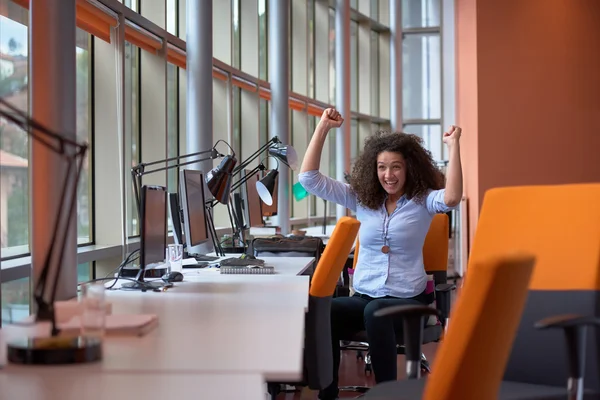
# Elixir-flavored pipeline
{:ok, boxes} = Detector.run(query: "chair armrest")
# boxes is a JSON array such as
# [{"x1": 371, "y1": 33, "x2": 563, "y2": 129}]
[
  {"x1": 374, "y1": 305, "x2": 440, "y2": 379},
  {"x1": 435, "y1": 283, "x2": 456, "y2": 292},
  {"x1": 534, "y1": 314, "x2": 600, "y2": 330},
  {"x1": 435, "y1": 284, "x2": 456, "y2": 325},
  {"x1": 534, "y1": 314, "x2": 600, "y2": 386}
]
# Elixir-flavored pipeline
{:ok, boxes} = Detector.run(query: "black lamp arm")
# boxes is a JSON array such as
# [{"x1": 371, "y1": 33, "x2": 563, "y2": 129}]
[
  {"x1": 232, "y1": 136, "x2": 281, "y2": 175},
  {"x1": 131, "y1": 148, "x2": 220, "y2": 178},
  {"x1": 1, "y1": 98, "x2": 88, "y2": 337}
]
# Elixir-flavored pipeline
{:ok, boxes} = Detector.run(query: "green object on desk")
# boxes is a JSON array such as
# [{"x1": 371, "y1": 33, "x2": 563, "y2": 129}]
[{"x1": 293, "y1": 182, "x2": 309, "y2": 201}]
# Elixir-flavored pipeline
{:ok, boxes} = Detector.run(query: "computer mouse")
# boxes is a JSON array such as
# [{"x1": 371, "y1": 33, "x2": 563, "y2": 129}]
[{"x1": 162, "y1": 271, "x2": 184, "y2": 283}]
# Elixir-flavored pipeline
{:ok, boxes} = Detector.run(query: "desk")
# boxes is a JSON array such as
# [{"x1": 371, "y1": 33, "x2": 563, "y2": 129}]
[
  {"x1": 0, "y1": 256, "x2": 313, "y2": 383},
  {"x1": 0, "y1": 370, "x2": 265, "y2": 400}
]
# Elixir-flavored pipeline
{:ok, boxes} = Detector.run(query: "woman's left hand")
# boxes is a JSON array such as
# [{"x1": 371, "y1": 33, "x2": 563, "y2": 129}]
[{"x1": 443, "y1": 125, "x2": 462, "y2": 146}]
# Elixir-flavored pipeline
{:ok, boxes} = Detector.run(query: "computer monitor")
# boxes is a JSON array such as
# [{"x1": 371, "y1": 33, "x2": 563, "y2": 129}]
[
  {"x1": 179, "y1": 169, "x2": 210, "y2": 248},
  {"x1": 168, "y1": 192, "x2": 184, "y2": 245},
  {"x1": 261, "y1": 170, "x2": 278, "y2": 217},
  {"x1": 122, "y1": 185, "x2": 167, "y2": 290},
  {"x1": 244, "y1": 169, "x2": 264, "y2": 228}
]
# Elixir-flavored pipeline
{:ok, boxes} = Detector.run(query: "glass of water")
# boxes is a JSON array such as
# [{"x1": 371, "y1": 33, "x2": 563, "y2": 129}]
[
  {"x1": 80, "y1": 282, "x2": 106, "y2": 338},
  {"x1": 168, "y1": 244, "x2": 184, "y2": 272}
]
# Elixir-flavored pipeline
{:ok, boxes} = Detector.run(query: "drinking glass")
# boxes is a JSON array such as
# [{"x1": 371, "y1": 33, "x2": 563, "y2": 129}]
[
  {"x1": 80, "y1": 282, "x2": 106, "y2": 338},
  {"x1": 168, "y1": 243, "x2": 184, "y2": 272}
]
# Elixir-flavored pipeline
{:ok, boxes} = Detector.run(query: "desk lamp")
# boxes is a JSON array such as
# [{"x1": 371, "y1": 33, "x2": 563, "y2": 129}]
[
  {"x1": 0, "y1": 98, "x2": 98, "y2": 365},
  {"x1": 131, "y1": 139, "x2": 235, "y2": 219}
]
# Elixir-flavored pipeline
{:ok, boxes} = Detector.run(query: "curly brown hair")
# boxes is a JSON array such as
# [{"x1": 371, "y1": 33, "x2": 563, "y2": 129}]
[{"x1": 348, "y1": 131, "x2": 444, "y2": 210}]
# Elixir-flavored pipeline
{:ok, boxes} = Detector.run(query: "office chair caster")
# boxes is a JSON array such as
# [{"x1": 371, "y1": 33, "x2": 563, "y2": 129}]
[
  {"x1": 364, "y1": 353, "x2": 372, "y2": 375},
  {"x1": 421, "y1": 358, "x2": 431, "y2": 375}
]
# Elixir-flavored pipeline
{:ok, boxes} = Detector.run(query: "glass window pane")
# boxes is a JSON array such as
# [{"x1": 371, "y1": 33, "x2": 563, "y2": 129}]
[
  {"x1": 259, "y1": 0, "x2": 268, "y2": 81},
  {"x1": 403, "y1": 124, "x2": 442, "y2": 162},
  {"x1": 370, "y1": 0, "x2": 378, "y2": 21},
  {"x1": 402, "y1": 0, "x2": 440, "y2": 29},
  {"x1": 232, "y1": 0, "x2": 241, "y2": 70},
  {"x1": 0, "y1": 4, "x2": 29, "y2": 257},
  {"x1": 370, "y1": 31, "x2": 380, "y2": 116},
  {"x1": 78, "y1": 262, "x2": 92, "y2": 283},
  {"x1": 2, "y1": 277, "x2": 30, "y2": 325},
  {"x1": 166, "y1": 62, "x2": 179, "y2": 228},
  {"x1": 350, "y1": 20, "x2": 358, "y2": 112},
  {"x1": 328, "y1": 7, "x2": 335, "y2": 104},
  {"x1": 125, "y1": 42, "x2": 140, "y2": 237},
  {"x1": 402, "y1": 33, "x2": 441, "y2": 120},
  {"x1": 76, "y1": 28, "x2": 92, "y2": 245},
  {"x1": 307, "y1": 0, "x2": 314, "y2": 98},
  {"x1": 166, "y1": 0, "x2": 177, "y2": 35}
]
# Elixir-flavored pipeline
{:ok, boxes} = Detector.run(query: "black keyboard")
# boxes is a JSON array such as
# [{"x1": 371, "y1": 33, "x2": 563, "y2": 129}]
[
  {"x1": 220, "y1": 257, "x2": 265, "y2": 267},
  {"x1": 191, "y1": 254, "x2": 220, "y2": 262}
]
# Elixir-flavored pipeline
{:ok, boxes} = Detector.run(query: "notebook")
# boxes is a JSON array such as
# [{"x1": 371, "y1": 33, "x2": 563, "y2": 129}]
[
  {"x1": 220, "y1": 265, "x2": 275, "y2": 275},
  {"x1": 59, "y1": 314, "x2": 159, "y2": 337}
]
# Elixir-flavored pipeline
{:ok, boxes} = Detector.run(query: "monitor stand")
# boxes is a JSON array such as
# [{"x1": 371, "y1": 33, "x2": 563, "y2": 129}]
[{"x1": 121, "y1": 266, "x2": 166, "y2": 291}]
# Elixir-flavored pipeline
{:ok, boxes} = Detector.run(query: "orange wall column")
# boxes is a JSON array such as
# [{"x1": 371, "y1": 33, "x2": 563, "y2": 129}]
[{"x1": 456, "y1": 0, "x2": 600, "y2": 254}]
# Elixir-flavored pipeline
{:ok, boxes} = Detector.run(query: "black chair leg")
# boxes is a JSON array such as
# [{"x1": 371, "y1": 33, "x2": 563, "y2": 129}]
[{"x1": 267, "y1": 383, "x2": 280, "y2": 400}]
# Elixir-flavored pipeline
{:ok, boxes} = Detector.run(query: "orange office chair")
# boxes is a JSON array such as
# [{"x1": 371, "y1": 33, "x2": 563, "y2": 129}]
[
  {"x1": 267, "y1": 216, "x2": 361, "y2": 400},
  {"x1": 340, "y1": 214, "x2": 455, "y2": 393},
  {"x1": 363, "y1": 253, "x2": 536, "y2": 400},
  {"x1": 365, "y1": 183, "x2": 600, "y2": 399}
]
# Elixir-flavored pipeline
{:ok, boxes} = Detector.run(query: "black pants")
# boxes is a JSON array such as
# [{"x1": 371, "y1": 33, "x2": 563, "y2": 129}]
[{"x1": 319, "y1": 291, "x2": 429, "y2": 400}]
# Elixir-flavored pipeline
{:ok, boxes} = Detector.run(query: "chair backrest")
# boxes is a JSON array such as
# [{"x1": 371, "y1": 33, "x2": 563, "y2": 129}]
[
  {"x1": 468, "y1": 184, "x2": 600, "y2": 390},
  {"x1": 310, "y1": 216, "x2": 361, "y2": 297},
  {"x1": 303, "y1": 216, "x2": 361, "y2": 390},
  {"x1": 423, "y1": 253, "x2": 536, "y2": 400},
  {"x1": 423, "y1": 213, "x2": 449, "y2": 284}
]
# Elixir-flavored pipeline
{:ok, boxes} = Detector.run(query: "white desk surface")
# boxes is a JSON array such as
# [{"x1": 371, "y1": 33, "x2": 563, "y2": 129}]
[
  {"x1": 199, "y1": 255, "x2": 314, "y2": 276},
  {"x1": 0, "y1": 256, "x2": 313, "y2": 383},
  {"x1": 303, "y1": 224, "x2": 336, "y2": 238},
  {"x1": 0, "y1": 370, "x2": 265, "y2": 400}
]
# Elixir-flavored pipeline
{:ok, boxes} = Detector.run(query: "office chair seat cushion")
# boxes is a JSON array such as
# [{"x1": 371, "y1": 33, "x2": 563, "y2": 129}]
[{"x1": 361, "y1": 377, "x2": 427, "y2": 399}]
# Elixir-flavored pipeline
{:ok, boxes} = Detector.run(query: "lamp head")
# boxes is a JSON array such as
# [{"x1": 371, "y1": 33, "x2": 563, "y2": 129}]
[
  {"x1": 268, "y1": 145, "x2": 298, "y2": 171},
  {"x1": 205, "y1": 154, "x2": 237, "y2": 204},
  {"x1": 256, "y1": 169, "x2": 278, "y2": 206}
]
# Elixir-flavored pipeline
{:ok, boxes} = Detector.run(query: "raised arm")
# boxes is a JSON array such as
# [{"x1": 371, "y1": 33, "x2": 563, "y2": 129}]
[
  {"x1": 442, "y1": 125, "x2": 463, "y2": 207},
  {"x1": 298, "y1": 108, "x2": 357, "y2": 211},
  {"x1": 300, "y1": 108, "x2": 343, "y2": 173}
]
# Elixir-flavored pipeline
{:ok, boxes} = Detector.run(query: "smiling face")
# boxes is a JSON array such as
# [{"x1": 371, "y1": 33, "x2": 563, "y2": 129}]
[{"x1": 377, "y1": 151, "x2": 406, "y2": 200}]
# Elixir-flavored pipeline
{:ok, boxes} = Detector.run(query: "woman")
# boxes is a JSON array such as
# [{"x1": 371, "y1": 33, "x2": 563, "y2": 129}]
[{"x1": 298, "y1": 108, "x2": 462, "y2": 399}]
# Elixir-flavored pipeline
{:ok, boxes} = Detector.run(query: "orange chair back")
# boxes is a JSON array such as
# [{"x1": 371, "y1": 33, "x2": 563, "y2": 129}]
[
  {"x1": 423, "y1": 213, "x2": 449, "y2": 273},
  {"x1": 310, "y1": 217, "x2": 361, "y2": 298},
  {"x1": 422, "y1": 253, "x2": 535, "y2": 400}
]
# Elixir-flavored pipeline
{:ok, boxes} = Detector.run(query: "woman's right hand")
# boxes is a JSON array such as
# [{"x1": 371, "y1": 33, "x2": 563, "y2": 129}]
[{"x1": 320, "y1": 108, "x2": 344, "y2": 130}]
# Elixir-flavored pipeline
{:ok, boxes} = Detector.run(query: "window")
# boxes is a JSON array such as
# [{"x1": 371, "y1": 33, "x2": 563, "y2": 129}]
[
  {"x1": 258, "y1": 0, "x2": 267, "y2": 81},
  {"x1": 350, "y1": 20, "x2": 358, "y2": 112},
  {"x1": 125, "y1": 41, "x2": 140, "y2": 237},
  {"x1": 402, "y1": 0, "x2": 442, "y2": 161},
  {"x1": 402, "y1": 33, "x2": 441, "y2": 120},
  {"x1": 232, "y1": 0, "x2": 241, "y2": 70},
  {"x1": 1, "y1": 277, "x2": 29, "y2": 325},
  {"x1": 402, "y1": 0, "x2": 440, "y2": 29},
  {"x1": 0, "y1": 2, "x2": 29, "y2": 257},
  {"x1": 166, "y1": 62, "x2": 179, "y2": 196},
  {"x1": 76, "y1": 28, "x2": 93, "y2": 245},
  {"x1": 166, "y1": 0, "x2": 178, "y2": 35}
]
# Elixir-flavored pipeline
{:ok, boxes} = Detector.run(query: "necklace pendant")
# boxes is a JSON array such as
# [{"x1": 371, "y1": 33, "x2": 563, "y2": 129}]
[{"x1": 381, "y1": 245, "x2": 390, "y2": 254}]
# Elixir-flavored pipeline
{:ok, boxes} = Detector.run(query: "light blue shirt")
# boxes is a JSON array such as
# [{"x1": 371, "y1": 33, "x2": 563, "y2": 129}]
[{"x1": 298, "y1": 169, "x2": 456, "y2": 298}]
